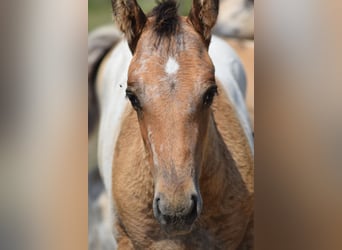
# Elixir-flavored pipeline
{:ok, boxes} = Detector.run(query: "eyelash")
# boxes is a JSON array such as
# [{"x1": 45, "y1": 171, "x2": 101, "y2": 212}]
[
  {"x1": 203, "y1": 86, "x2": 218, "y2": 107},
  {"x1": 126, "y1": 90, "x2": 142, "y2": 111}
]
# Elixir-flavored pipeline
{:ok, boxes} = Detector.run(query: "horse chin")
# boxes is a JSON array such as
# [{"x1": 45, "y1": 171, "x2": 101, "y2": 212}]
[{"x1": 161, "y1": 223, "x2": 193, "y2": 236}]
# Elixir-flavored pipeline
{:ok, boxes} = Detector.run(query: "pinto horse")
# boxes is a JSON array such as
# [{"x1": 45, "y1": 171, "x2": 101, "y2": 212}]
[{"x1": 92, "y1": 0, "x2": 254, "y2": 249}]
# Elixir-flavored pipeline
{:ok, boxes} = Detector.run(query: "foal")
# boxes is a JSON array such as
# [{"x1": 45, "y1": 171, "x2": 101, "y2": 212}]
[{"x1": 95, "y1": 0, "x2": 254, "y2": 249}]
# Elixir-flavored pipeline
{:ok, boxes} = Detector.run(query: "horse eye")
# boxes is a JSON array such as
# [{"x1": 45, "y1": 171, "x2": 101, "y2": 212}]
[
  {"x1": 203, "y1": 86, "x2": 218, "y2": 107},
  {"x1": 126, "y1": 90, "x2": 142, "y2": 111}
]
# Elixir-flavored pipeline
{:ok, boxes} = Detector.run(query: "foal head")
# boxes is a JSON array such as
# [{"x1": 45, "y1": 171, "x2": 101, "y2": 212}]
[{"x1": 112, "y1": 0, "x2": 219, "y2": 235}]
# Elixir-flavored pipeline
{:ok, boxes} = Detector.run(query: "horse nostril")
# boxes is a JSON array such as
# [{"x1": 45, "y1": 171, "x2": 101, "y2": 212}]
[
  {"x1": 191, "y1": 194, "x2": 197, "y2": 205},
  {"x1": 188, "y1": 195, "x2": 196, "y2": 212},
  {"x1": 153, "y1": 196, "x2": 161, "y2": 218},
  {"x1": 186, "y1": 194, "x2": 198, "y2": 222}
]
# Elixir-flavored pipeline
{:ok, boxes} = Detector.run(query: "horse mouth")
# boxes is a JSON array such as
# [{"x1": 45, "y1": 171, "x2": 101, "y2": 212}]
[
  {"x1": 158, "y1": 211, "x2": 197, "y2": 236},
  {"x1": 155, "y1": 202, "x2": 198, "y2": 236},
  {"x1": 161, "y1": 222, "x2": 194, "y2": 236}
]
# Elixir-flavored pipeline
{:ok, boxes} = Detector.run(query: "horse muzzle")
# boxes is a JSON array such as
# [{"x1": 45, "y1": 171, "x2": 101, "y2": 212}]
[{"x1": 153, "y1": 192, "x2": 202, "y2": 235}]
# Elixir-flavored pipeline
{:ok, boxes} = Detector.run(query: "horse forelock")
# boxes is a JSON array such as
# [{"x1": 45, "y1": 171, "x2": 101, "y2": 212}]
[{"x1": 149, "y1": 0, "x2": 180, "y2": 38}]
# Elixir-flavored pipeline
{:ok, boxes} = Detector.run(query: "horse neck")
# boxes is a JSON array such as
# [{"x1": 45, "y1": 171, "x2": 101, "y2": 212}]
[
  {"x1": 201, "y1": 115, "x2": 229, "y2": 181},
  {"x1": 200, "y1": 109, "x2": 254, "y2": 200}
]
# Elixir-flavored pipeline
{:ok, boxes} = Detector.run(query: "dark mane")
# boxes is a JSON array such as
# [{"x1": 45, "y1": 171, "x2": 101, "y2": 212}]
[{"x1": 149, "y1": 0, "x2": 180, "y2": 38}]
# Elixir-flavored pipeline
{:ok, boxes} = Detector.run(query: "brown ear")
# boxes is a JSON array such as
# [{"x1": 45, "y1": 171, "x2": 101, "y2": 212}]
[
  {"x1": 188, "y1": 0, "x2": 219, "y2": 47},
  {"x1": 111, "y1": 0, "x2": 147, "y2": 53}
]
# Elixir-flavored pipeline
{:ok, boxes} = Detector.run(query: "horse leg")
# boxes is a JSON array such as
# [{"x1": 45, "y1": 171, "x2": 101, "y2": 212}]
[{"x1": 237, "y1": 216, "x2": 254, "y2": 250}]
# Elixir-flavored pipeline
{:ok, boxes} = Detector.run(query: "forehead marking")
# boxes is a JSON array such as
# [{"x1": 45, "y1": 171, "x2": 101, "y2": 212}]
[{"x1": 165, "y1": 57, "x2": 179, "y2": 75}]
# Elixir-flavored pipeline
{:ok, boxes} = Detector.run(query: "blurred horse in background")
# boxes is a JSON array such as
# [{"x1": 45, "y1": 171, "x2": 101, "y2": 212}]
[
  {"x1": 213, "y1": 0, "x2": 254, "y2": 127},
  {"x1": 213, "y1": 0, "x2": 254, "y2": 39},
  {"x1": 226, "y1": 39, "x2": 254, "y2": 127}
]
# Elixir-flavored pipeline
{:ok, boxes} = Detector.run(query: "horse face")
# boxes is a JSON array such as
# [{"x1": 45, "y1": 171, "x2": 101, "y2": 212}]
[
  {"x1": 112, "y1": 0, "x2": 219, "y2": 235},
  {"x1": 127, "y1": 26, "x2": 217, "y2": 235}
]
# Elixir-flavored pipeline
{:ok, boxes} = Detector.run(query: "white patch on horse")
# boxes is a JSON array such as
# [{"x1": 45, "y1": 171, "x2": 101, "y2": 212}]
[
  {"x1": 97, "y1": 40, "x2": 132, "y2": 194},
  {"x1": 209, "y1": 36, "x2": 254, "y2": 155},
  {"x1": 165, "y1": 57, "x2": 179, "y2": 75}
]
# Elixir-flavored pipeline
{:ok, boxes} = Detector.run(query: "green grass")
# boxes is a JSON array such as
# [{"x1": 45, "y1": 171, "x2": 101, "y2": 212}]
[
  {"x1": 89, "y1": 0, "x2": 192, "y2": 32},
  {"x1": 88, "y1": 0, "x2": 112, "y2": 31}
]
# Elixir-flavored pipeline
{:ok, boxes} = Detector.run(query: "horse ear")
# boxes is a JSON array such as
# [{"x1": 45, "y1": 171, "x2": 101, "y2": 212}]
[
  {"x1": 111, "y1": 0, "x2": 147, "y2": 53},
  {"x1": 188, "y1": 0, "x2": 219, "y2": 48}
]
